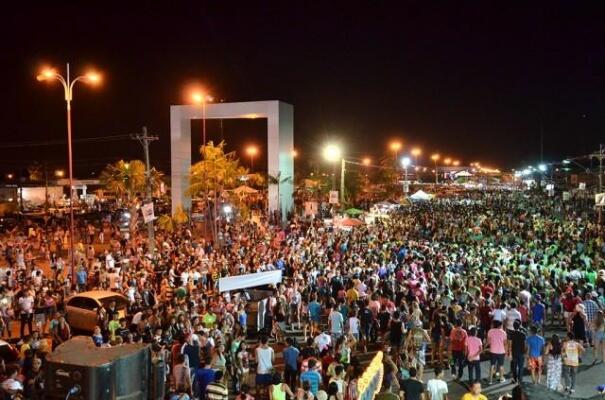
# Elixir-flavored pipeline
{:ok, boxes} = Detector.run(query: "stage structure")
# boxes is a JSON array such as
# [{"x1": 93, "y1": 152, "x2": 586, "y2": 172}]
[{"x1": 170, "y1": 101, "x2": 294, "y2": 222}]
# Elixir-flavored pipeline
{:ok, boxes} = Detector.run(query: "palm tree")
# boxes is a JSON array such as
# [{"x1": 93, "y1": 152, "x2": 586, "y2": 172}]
[
  {"x1": 189, "y1": 141, "x2": 249, "y2": 242},
  {"x1": 267, "y1": 172, "x2": 293, "y2": 222},
  {"x1": 100, "y1": 159, "x2": 163, "y2": 238}
]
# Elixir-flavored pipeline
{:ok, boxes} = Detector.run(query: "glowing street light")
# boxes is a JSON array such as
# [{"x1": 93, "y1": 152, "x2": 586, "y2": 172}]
[
  {"x1": 6, "y1": 173, "x2": 13, "y2": 180},
  {"x1": 538, "y1": 163, "x2": 547, "y2": 172},
  {"x1": 389, "y1": 141, "x2": 402, "y2": 153},
  {"x1": 190, "y1": 90, "x2": 214, "y2": 145},
  {"x1": 246, "y1": 145, "x2": 258, "y2": 170},
  {"x1": 291, "y1": 149, "x2": 298, "y2": 158},
  {"x1": 444, "y1": 157, "x2": 452, "y2": 165},
  {"x1": 55, "y1": 170, "x2": 65, "y2": 178},
  {"x1": 362, "y1": 157, "x2": 371, "y2": 166},
  {"x1": 453, "y1": 160, "x2": 460, "y2": 167},
  {"x1": 36, "y1": 63, "x2": 102, "y2": 283},
  {"x1": 411, "y1": 147, "x2": 422, "y2": 166},
  {"x1": 322, "y1": 144, "x2": 345, "y2": 204},
  {"x1": 322, "y1": 144, "x2": 342, "y2": 162}
]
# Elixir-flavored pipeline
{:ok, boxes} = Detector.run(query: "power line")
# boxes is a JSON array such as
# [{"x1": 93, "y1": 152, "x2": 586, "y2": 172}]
[{"x1": 0, "y1": 134, "x2": 135, "y2": 149}]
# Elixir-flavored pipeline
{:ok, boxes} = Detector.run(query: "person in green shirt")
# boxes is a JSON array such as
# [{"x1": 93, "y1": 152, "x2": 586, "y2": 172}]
[
  {"x1": 202, "y1": 310, "x2": 217, "y2": 329},
  {"x1": 108, "y1": 312, "x2": 121, "y2": 341}
]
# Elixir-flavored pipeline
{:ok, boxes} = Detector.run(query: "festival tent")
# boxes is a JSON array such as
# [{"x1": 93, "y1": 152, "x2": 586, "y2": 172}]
[
  {"x1": 454, "y1": 170, "x2": 473, "y2": 177},
  {"x1": 410, "y1": 190, "x2": 432, "y2": 201},
  {"x1": 340, "y1": 217, "x2": 364, "y2": 227},
  {"x1": 232, "y1": 185, "x2": 259, "y2": 195},
  {"x1": 344, "y1": 208, "x2": 364, "y2": 216}
]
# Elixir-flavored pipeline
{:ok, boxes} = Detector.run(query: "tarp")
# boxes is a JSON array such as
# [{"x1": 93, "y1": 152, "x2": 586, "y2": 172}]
[
  {"x1": 218, "y1": 270, "x2": 282, "y2": 292},
  {"x1": 410, "y1": 190, "x2": 432, "y2": 200},
  {"x1": 340, "y1": 217, "x2": 364, "y2": 227},
  {"x1": 344, "y1": 208, "x2": 364, "y2": 216},
  {"x1": 233, "y1": 185, "x2": 259, "y2": 194},
  {"x1": 454, "y1": 170, "x2": 473, "y2": 177}
]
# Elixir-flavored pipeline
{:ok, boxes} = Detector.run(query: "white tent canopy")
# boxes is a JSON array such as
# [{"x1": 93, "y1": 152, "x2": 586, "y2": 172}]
[
  {"x1": 410, "y1": 190, "x2": 432, "y2": 201},
  {"x1": 232, "y1": 185, "x2": 259, "y2": 194},
  {"x1": 454, "y1": 170, "x2": 474, "y2": 177}
]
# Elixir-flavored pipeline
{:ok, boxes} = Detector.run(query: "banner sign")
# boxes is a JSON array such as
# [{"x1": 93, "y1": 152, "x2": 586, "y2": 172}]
[
  {"x1": 141, "y1": 202, "x2": 155, "y2": 223},
  {"x1": 329, "y1": 191, "x2": 339, "y2": 204},
  {"x1": 358, "y1": 351, "x2": 384, "y2": 400},
  {"x1": 218, "y1": 270, "x2": 283, "y2": 292}
]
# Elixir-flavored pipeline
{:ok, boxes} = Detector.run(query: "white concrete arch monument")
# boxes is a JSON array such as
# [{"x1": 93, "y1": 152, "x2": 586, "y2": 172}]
[{"x1": 170, "y1": 100, "x2": 294, "y2": 222}]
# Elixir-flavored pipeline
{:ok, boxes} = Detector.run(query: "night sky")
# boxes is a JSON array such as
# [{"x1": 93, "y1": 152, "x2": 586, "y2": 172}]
[{"x1": 2, "y1": 2, "x2": 605, "y2": 178}]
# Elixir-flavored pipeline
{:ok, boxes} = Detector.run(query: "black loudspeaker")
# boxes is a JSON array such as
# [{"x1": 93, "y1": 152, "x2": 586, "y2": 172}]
[{"x1": 45, "y1": 336, "x2": 150, "y2": 400}]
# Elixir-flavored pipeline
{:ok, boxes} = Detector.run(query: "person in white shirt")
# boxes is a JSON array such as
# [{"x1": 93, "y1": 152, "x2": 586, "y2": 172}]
[
  {"x1": 18, "y1": 290, "x2": 35, "y2": 337},
  {"x1": 255, "y1": 336, "x2": 275, "y2": 398},
  {"x1": 426, "y1": 367, "x2": 449, "y2": 400},
  {"x1": 505, "y1": 302, "x2": 522, "y2": 331}
]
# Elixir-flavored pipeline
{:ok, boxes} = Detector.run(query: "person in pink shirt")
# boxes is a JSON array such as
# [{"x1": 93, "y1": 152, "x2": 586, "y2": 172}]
[
  {"x1": 465, "y1": 326, "x2": 483, "y2": 383},
  {"x1": 487, "y1": 320, "x2": 507, "y2": 384}
]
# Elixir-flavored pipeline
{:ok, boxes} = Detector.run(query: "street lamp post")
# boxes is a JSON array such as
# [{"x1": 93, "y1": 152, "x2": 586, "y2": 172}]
[
  {"x1": 191, "y1": 92, "x2": 214, "y2": 145},
  {"x1": 37, "y1": 63, "x2": 101, "y2": 283},
  {"x1": 323, "y1": 144, "x2": 343, "y2": 204},
  {"x1": 431, "y1": 154, "x2": 440, "y2": 184},
  {"x1": 401, "y1": 157, "x2": 411, "y2": 194},
  {"x1": 246, "y1": 145, "x2": 258, "y2": 171}
]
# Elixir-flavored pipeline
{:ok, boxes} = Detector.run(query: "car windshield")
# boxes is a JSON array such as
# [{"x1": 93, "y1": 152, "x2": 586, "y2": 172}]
[{"x1": 99, "y1": 296, "x2": 127, "y2": 310}]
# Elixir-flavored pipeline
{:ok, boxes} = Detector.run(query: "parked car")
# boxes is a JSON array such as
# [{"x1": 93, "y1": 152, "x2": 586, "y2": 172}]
[
  {"x1": 65, "y1": 291, "x2": 129, "y2": 332},
  {"x1": 0, "y1": 340, "x2": 19, "y2": 363}
]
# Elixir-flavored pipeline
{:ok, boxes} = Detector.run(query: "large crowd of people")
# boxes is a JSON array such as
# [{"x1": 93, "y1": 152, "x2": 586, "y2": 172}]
[{"x1": 1, "y1": 191, "x2": 605, "y2": 400}]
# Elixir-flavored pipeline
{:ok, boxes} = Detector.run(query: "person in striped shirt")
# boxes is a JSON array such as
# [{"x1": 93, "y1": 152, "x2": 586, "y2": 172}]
[{"x1": 205, "y1": 370, "x2": 228, "y2": 400}]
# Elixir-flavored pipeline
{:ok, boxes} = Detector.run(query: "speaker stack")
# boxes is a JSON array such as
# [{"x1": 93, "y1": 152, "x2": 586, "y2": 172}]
[{"x1": 45, "y1": 336, "x2": 156, "y2": 400}]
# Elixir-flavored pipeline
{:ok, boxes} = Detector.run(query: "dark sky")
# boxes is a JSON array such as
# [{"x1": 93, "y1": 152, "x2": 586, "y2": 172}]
[{"x1": 2, "y1": 2, "x2": 605, "y2": 178}]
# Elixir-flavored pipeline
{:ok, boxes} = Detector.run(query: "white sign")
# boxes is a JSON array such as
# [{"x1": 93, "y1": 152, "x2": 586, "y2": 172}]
[
  {"x1": 579, "y1": 182, "x2": 586, "y2": 190},
  {"x1": 218, "y1": 270, "x2": 283, "y2": 292},
  {"x1": 546, "y1": 184, "x2": 554, "y2": 190},
  {"x1": 562, "y1": 191, "x2": 571, "y2": 201},
  {"x1": 596, "y1": 193, "x2": 605, "y2": 206},
  {"x1": 141, "y1": 202, "x2": 156, "y2": 223},
  {"x1": 329, "y1": 190, "x2": 339, "y2": 204}
]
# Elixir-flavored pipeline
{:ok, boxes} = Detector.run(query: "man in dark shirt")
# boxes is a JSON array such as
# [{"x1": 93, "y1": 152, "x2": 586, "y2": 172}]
[
  {"x1": 182, "y1": 334, "x2": 201, "y2": 371},
  {"x1": 399, "y1": 367, "x2": 425, "y2": 400},
  {"x1": 360, "y1": 302, "x2": 374, "y2": 352},
  {"x1": 507, "y1": 320, "x2": 527, "y2": 384}
]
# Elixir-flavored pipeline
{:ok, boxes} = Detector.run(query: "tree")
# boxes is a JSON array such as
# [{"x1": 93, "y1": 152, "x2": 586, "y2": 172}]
[
  {"x1": 189, "y1": 141, "x2": 249, "y2": 240},
  {"x1": 268, "y1": 172, "x2": 293, "y2": 222},
  {"x1": 157, "y1": 204, "x2": 189, "y2": 233},
  {"x1": 27, "y1": 162, "x2": 43, "y2": 183},
  {"x1": 100, "y1": 159, "x2": 163, "y2": 238}
]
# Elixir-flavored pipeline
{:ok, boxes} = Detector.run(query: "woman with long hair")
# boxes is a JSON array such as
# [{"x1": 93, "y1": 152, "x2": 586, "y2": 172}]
[
  {"x1": 591, "y1": 310, "x2": 605, "y2": 364},
  {"x1": 545, "y1": 334, "x2": 563, "y2": 391}
]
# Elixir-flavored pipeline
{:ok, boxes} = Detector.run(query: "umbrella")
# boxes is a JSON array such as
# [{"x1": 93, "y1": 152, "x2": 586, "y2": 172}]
[
  {"x1": 344, "y1": 208, "x2": 364, "y2": 216},
  {"x1": 340, "y1": 217, "x2": 364, "y2": 227}
]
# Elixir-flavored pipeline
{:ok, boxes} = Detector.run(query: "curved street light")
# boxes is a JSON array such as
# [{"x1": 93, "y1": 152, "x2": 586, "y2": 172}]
[{"x1": 37, "y1": 63, "x2": 101, "y2": 283}]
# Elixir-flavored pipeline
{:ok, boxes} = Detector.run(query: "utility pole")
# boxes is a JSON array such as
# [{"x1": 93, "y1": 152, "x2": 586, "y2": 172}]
[
  {"x1": 340, "y1": 158, "x2": 346, "y2": 206},
  {"x1": 590, "y1": 143, "x2": 604, "y2": 193},
  {"x1": 131, "y1": 126, "x2": 159, "y2": 252}
]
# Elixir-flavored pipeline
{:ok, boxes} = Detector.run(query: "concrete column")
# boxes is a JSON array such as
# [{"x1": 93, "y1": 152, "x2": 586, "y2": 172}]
[{"x1": 170, "y1": 106, "x2": 192, "y2": 214}]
